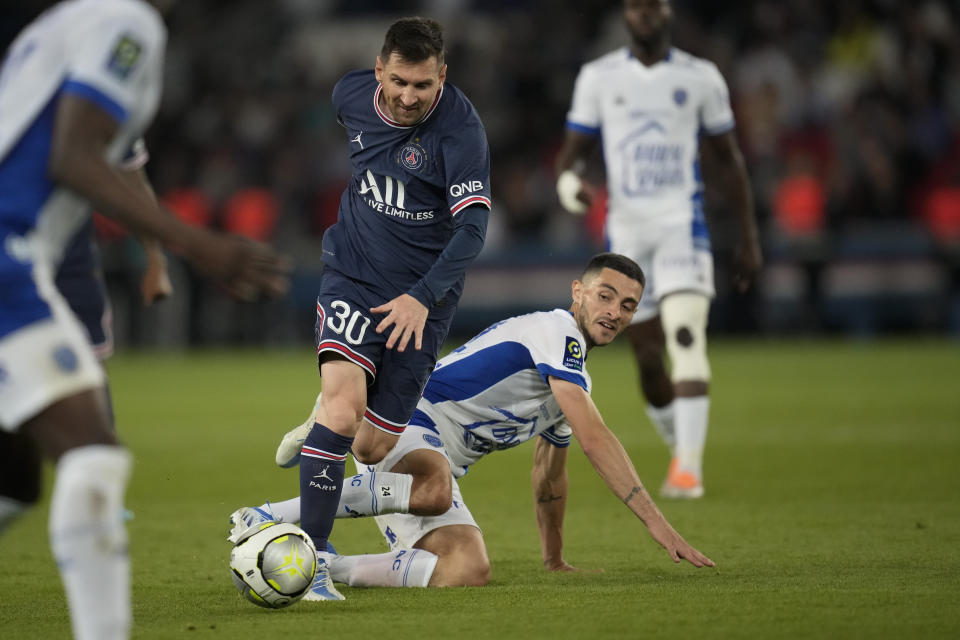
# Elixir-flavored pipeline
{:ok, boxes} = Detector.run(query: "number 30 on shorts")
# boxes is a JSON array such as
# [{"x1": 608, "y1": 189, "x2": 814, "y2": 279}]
[{"x1": 326, "y1": 300, "x2": 372, "y2": 345}]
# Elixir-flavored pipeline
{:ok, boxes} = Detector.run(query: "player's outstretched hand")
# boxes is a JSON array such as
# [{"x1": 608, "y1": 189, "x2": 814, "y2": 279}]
[
  {"x1": 371, "y1": 294, "x2": 428, "y2": 352},
  {"x1": 646, "y1": 519, "x2": 715, "y2": 568},
  {"x1": 732, "y1": 235, "x2": 763, "y2": 293},
  {"x1": 187, "y1": 232, "x2": 291, "y2": 301}
]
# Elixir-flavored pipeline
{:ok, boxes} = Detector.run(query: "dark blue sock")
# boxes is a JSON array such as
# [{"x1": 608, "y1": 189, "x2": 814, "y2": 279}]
[{"x1": 299, "y1": 422, "x2": 354, "y2": 551}]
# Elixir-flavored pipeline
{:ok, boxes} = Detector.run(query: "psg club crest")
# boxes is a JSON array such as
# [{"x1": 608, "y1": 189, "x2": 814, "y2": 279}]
[
  {"x1": 398, "y1": 142, "x2": 426, "y2": 171},
  {"x1": 673, "y1": 88, "x2": 688, "y2": 106}
]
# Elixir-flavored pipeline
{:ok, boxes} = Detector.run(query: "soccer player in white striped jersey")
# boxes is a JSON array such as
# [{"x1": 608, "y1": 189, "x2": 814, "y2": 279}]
[
  {"x1": 555, "y1": 0, "x2": 762, "y2": 498},
  {"x1": 230, "y1": 253, "x2": 714, "y2": 589},
  {"x1": 0, "y1": 2, "x2": 287, "y2": 637}
]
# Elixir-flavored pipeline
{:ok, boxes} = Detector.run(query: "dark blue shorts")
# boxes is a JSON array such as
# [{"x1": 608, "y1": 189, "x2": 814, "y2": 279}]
[
  {"x1": 55, "y1": 220, "x2": 112, "y2": 358},
  {"x1": 314, "y1": 268, "x2": 454, "y2": 435}
]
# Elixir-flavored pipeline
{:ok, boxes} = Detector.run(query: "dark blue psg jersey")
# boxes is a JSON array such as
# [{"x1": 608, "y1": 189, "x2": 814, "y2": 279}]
[{"x1": 322, "y1": 69, "x2": 492, "y2": 309}]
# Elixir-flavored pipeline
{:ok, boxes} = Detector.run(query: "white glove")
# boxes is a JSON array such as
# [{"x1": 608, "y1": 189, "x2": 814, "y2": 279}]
[{"x1": 556, "y1": 170, "x2": 588, "y2": 215}]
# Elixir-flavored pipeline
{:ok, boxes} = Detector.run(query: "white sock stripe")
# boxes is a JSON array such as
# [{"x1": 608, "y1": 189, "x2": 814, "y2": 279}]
[{"x1": 401, "y1": 549, "x2": 419, "y2": 586}]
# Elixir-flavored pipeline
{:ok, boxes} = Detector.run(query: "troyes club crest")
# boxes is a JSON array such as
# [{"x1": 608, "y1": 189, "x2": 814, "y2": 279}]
[
  {"x1": 563, "y1": 336, "x2": 584, "y2": 371},
  {"x1": 398, "y1": 141, "x2": 426, "y2": 171}
]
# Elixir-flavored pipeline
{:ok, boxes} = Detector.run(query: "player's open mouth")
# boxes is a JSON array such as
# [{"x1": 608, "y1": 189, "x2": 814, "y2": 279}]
[{"x1": 598, "y1": 320, "x2": 616, "y2": 331}]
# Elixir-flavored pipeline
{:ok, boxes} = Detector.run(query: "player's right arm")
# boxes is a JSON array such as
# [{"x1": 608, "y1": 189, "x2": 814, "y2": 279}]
[
  {"x1": 554, "y1": 64, "x2": 602, "y2": 214},
  {"x1": 548, "y1": 375, "x2": 715, "y2": 568},
  {"x1": 48, "y1": 95, "x2": 288, "y2": 301}
]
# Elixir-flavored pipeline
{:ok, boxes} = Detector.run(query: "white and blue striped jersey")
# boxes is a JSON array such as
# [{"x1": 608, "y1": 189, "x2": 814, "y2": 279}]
[
  {"x1": 417, "y1": 309, "x2": 590, "y2": 472},
  {"x1": 566, "y1": 47, "x2": 734, "y2": 239},
  {"x1": 0, "y1": 0, "x2": 165, "y2": 339}
]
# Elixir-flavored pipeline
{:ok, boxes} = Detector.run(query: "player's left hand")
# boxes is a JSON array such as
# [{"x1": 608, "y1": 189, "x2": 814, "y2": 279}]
[
  {"x1": 647, "y1": 519, "x2": 715, "y2": 568},
  {"x1": 545, "y1": 560, "x2": 604, "y2": 574},
  {"x1": 732, "y1": 234, "x2": 763, "y2": 293},
  {"x1": 141, "y1": 247, "x2": 173, "y2": 304},
  {"x1": 371, "y1": 294, "x2": 428, "y2": 352}
]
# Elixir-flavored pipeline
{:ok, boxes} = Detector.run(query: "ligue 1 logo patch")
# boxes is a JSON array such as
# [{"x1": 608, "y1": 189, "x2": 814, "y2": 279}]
[
  {"x1": 673, "y1": 88, "x2": 688, "y2": 106},
  {"x1": 398, "y1": 142, "x2": 426, "y2": 171},
  {"x1": 562, "y1": 337, "x2": 584, "y2": 371},
  {"x1": 105, "y1": 34, "x2": 143, "y2": 80}
]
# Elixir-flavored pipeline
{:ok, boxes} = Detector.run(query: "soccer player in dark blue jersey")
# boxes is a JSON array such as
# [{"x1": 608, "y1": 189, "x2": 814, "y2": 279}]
[{"x1": 293, "y1": 17, "x2": 491, "y2": 601}]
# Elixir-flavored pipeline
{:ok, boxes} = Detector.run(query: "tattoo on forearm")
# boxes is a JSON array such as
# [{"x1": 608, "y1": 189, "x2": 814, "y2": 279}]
[
  {"x1": 622, "y1": 486, "x2": 642, "y2": 504},
  {"x1": 537, "y1": 494, "x2": 563, "y2": 504}
]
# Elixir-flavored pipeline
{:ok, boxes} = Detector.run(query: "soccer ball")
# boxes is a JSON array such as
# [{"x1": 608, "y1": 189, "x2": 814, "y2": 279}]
[{"x1": 229, "y1": 522, "x2": 317, "y2": 609}]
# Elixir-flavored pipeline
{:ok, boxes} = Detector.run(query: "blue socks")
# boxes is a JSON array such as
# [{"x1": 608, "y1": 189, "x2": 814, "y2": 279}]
[{"x1": 299, "y1": 423, "x2": 354, "y2": 551}]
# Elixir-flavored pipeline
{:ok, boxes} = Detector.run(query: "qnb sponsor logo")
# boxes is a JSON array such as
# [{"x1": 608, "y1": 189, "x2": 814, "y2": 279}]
[
  {"x1": 449, "y1": 180, "x2": 484, "y2": 198},
  {"x1": 358, "y1": 170, "x2": 435, "y2": 221}
]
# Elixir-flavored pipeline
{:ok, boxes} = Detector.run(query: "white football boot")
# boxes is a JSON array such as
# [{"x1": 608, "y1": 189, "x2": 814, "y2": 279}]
[
  {"x1": 276, "y1": 420, "x2": 313, "y2": 468},
  {"x1": 302, "y1": 552, "x2": 345, "y2": 601},
  {"x1": 227, "y1": 503, "x2": 277, "y2": 543}
]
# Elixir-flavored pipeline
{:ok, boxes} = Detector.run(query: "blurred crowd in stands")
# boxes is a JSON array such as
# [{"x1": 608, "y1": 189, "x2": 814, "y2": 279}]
[{"x1": 3, "y1": 0, "x2": 959, "y2": 341}]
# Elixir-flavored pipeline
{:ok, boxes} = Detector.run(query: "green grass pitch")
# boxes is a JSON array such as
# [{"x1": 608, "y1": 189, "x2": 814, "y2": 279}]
[{"x1": 1, "y1": 339, "x2": 958, "y2": 639}]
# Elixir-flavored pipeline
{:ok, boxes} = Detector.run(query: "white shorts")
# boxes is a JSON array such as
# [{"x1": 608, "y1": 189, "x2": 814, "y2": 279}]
[
  {"x1": 608, "y1": 222, "x2": 715, "y2": 323},
  {"x1": 0, "y1": 276, "x2": 105, "y2": 431},
  {"x1": 358, "y1": 422, "x2": 481, "y2": 550}
]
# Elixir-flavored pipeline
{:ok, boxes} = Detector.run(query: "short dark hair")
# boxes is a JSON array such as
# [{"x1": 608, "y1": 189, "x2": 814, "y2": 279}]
[
  {"x1": 582, "y1": 252, "x2": 646, "y2": 289},
  {"x1": 380, "y1": 17, "x2": 445, "y2": 66}
]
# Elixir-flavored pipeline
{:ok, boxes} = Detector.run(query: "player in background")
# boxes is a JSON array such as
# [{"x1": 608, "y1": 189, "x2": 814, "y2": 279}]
[
  {"x1": 230, "y1": 253, "x2": 714, "y2": 589},
  {"x1": 554, "y1": 0, "x2": 762, "y2": 498},
  {"x1": 288, "y1": 17, "x2": 491, "y2": 599},
  {"x1": 0, "y1": 2, "x2": 288, "y2": 639}
]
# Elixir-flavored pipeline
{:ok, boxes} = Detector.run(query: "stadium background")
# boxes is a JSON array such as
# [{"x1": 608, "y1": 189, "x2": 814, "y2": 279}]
[{"x1": 3, "y1": 0, "x2": 960, "y2": 345}]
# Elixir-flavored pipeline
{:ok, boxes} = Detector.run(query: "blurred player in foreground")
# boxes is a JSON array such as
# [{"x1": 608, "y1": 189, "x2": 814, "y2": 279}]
[
  {"x1": 554, "y1": 0, "x2": 762, "y2": 498},
  {"x1": 289, "y1": 16, "x2": 491, "y2": 598},
  {"x1": 230, "y1": 253, "x2": 714, "y2": 591},
  {"x1": 0, "y1": 2, "x2": 288, "y2": 638}
]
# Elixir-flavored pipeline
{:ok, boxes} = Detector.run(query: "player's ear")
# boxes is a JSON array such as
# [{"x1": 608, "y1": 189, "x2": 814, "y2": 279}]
[
  {"x1": 571, "y1": 279, "x2": 583, "y2": 304},
  {"x1": 437, "y1": 63, "x2": 447, "y2": 85},
  {"x1": 375, "y1": 56, "x2": 384, "y2": 82}
]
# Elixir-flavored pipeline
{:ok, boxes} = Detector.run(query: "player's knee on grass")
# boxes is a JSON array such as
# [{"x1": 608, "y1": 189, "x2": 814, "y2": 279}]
[
  {"x1": 429, "y1": 546, "x2": 490, "y2": 587},
  {"x1": 660, "y1": 293, "x2": 711, "y2": 383},
  {"x1": 417, "y1": 525, "x2": 490, "y2": 587}
]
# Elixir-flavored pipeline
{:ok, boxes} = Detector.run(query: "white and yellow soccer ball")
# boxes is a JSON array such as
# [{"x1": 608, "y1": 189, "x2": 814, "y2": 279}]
[{"x1": 230, "y1": 522, "x2": 317, "y2": 608}]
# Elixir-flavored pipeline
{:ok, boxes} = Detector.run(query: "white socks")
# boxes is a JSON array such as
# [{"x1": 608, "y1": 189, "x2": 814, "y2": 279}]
[
  {"x1": 674, "y1": 396, "x2": 709, "y2": 477},
  {"x1": 329, "y1": 548, "x2": 438, "y2": 587},
  {"x1": 0, "y1": 496, "x2": 28, "y2": 536},
  {"x1": 257, "y1": 470, "x2": 412, "y2": 522},
  {"x1": 339, "y1": 470, "x2": 412, "y2": 518},
  {"x1": 645, "y1": 402, "x2": 676, "y2": 451},
  {"x1": 49, "y1": 445, "x2": 132, "y2": 640}
]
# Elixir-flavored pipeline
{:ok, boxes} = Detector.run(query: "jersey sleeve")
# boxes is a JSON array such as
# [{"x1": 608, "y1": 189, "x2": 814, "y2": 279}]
[
  {"x1": 443, "y1": 115, "x2": 492, "y2": 216},
  {"x1": 565, "y1": 64, "x2": 602, "y2": 136},
  {"x1": 523, "y1": 320, "x2": 588, "y2": 391},
  {"x1": 63, "y1": 5, "x2": 166, "y2": 124},
  {"x1": 699, "y1": 61, "x2": 735, "y2": 136},
  {"x1": 539, "y1": 422, "x2": 573, "y2": 448}
]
